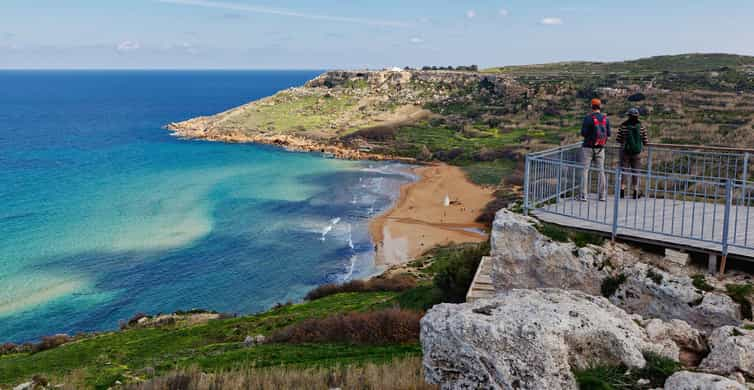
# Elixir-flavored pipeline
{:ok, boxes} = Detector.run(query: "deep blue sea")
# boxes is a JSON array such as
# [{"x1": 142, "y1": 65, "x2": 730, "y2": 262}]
[{"x1": 0, "y1": 70, "x2": 414, "y2": 343}]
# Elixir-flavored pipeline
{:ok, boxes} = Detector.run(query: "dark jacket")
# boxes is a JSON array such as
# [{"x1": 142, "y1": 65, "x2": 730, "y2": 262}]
[
  {"x1": 616, "y1": 120, "x2": 649, "y2": 149},
  {"x1": 581, "y1": 112, "x2": 611, "y2": 148}
]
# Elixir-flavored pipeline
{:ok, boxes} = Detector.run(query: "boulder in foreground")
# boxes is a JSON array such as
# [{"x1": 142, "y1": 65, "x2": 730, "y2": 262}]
[{"x1": 420, "y1": 288, "x2": 673, "y2": 390}]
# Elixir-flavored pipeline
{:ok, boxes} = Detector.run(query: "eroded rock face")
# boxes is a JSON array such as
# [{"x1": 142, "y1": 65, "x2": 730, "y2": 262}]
[
  {"x1": 489, "y1": 210, "x2": 607, "y2": 296},
  {"x1": 700, "y1": 326, "x2": 754, "y2": 376},
  {"x1": 611, "y1": 263, "x2": 742, "y2": 333},
  {"x1": 420, "y1": 288, "x2": 671, "y2": 390},
  {"x1": 664, "y1": 371, "x2": 746, "y2": 390},
  {"x1": 488, "y1": 210, "x2": 742, "y2": 333}
]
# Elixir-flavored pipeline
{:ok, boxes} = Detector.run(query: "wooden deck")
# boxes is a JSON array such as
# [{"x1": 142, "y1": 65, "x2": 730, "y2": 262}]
[
  {"x1": 532, "y1": 195, "x2": 754, "y2": 260},
  {"x1": 466, "y1": 255, "x2": 495, "y2": 302}
]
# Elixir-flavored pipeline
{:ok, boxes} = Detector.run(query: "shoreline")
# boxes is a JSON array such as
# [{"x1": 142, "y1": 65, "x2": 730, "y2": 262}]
[
  {"x1": 167, "y1": 123, "x2": 494, "y2": 268},
  {"x1": 166, "y1": 123, "x2": 414, "y2": 162},
  {"x1": 369, "y1": 164, "x2": 494, "y2": 267}
]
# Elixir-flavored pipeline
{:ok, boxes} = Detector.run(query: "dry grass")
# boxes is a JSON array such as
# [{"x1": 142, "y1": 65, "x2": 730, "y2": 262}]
[
  {"x1": 123, "y1": 357, "x2": 436, "y2": 390},
  {"x1": 269, "y1": 308, "x2": 421, "y2": 345}
]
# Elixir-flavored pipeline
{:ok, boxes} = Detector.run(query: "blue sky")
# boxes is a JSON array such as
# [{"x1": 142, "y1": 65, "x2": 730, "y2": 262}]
[{"x1": 1, "y1": 0, "x2": 753, "y2": 69}]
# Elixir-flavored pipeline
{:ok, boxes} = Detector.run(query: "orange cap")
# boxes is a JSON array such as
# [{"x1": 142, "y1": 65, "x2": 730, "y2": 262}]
[{"x1": 591, "y1": 98, "x2": 602, "y2": 107}]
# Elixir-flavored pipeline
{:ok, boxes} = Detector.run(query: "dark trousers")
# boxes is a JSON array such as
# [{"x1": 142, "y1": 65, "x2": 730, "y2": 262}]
[{"x1": 620, "y1": 151, "x2": 641, "y2": 190}]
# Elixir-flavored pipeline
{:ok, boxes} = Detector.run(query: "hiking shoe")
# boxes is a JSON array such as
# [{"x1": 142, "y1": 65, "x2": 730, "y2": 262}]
[
  {"x1": 599, "y1": 196, "x2": 606, "y2": 202},
  {"x1": 633, "y1": 191, "x2": 643, "y2": 199},
  {"x1": 578, "y1": 196, "x2": 588, "y2": 202}
]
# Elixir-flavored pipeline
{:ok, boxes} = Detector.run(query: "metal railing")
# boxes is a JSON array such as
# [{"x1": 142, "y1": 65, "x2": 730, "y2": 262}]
[{"x1": 524, "y1": 143, "x2": 754, "y2": 260}]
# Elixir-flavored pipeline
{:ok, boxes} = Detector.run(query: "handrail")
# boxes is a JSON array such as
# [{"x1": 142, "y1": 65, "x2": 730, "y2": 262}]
[{"x1": 524, "y1": 142, "x2": 754, "y2": 271}]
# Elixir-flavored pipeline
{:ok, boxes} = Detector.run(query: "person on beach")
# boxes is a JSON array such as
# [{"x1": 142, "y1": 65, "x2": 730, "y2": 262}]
[
  {"x1": 616, "y1": 107, "x2": 649, "y2": 198},
  {"x1": 580, "y1": 98, "x2": 611, "y2": 201}
]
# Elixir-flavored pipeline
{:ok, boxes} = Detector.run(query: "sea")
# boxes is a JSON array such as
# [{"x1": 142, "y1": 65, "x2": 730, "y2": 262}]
[{"x1": 0, "y1": 70, "x2": 415, "y2": 343}]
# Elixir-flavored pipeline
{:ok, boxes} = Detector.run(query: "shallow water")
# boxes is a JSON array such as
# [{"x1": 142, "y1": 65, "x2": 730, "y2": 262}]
[{"x1": 0, "y1": 70, "x2": 414, "y2": 342}]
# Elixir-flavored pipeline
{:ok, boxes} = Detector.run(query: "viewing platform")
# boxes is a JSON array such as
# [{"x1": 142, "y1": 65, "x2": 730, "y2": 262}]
[{"x1": 523, "y1": 143, "x2": 754, "y2": 273}]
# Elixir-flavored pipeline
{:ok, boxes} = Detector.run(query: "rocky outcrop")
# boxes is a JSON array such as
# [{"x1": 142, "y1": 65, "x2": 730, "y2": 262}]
[
  {"x1": 664, "y1": 371, "x2": 746, "y2": 390},
  {"x1": 488, "y1": 209, "x2": 742, "y2": 333},
  {"x1": 700, "y1": 326, "x2": 754, "y2": 376},
  {"x1": 420, "y1": 288, "x2": 673, "y2": 390},
  {"x1": 611, "y1": 263, "x2": 742, "y2": 333},
  {"x1": 489, "y1": 210, "x2": 608, "y2": 296}
]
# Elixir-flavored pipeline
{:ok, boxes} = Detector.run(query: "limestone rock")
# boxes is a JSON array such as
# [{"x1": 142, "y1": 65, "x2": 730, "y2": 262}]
[
  {"x1": 664, "y1": 371, "x2": 746, "y2": 390},
  {"x1": 421, "y1": 288, "x2": 671, "y2": 390},
  {"x1": 644, "y1": 319, "x2": 706, "y2": 353},
  {"x1": 700, "y1": 326, "x2": 754, "y2": 376},
  {"x1": 610, "y1": 263, "x2": 741, "y2": 332},
  {"x1": 489, "y1": 210, "x2": 607, "y2": 296}
]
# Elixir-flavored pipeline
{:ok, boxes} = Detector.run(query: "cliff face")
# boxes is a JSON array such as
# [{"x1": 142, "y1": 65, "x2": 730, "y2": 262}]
[{"x1": 166, "y1": 69, "x2": 528, "y2": 147}]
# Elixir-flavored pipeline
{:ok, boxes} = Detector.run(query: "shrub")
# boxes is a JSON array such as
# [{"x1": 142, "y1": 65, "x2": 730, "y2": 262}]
[
  {"x1": 572, "y1": 231, "x2": 605, "y2": 248},
  {"x1": 305, "y1": 275, "x2": 416, "y2": 301},
  {"x1": 601, "y1": 274, "x2": 627, "y2": 298},
  {"x1": 646, "y1": 268, "x2": 664, "y2": 285},
  {"x1": 476, "y1": 190, "x2": 519, "y2": 226},
  {"x1": 726, "y1": 283, "x2": 754, "y2": 320},
  {"x1": 635, "y1": 351, "x2": 681, "y2": 387},
  {"x1": 433, "y1": 242, "x2": 489, "y2": 303},
  {"x1": 32, "y1": 334, "x2": 72, "y2": 354},
  {"x1": 0, "y1": 342, "x2": 18, "y2": 355},
  {"x1": 536, "y1": 223, "x2": 570, "y2": 242},
  {"x1": 269, "y1": 308, "x2": 422, "y2": 345},
  {"x1": 573, "y1": 352, "x2": 680, "y2": 390},
  {"x1": 574, "y1": 365, "x2": 631, "y2": 390},
  {"x1": 691, "y1": 274, "x2": 714, "y2": 292}
]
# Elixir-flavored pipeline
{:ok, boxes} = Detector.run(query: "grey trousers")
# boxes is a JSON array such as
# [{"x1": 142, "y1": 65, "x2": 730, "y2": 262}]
[{"x1": 581, "y1": 147, "x2": 606, "y2": 199}]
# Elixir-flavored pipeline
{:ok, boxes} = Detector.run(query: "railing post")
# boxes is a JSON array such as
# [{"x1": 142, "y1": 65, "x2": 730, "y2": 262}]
[
  {"x1": 612, "y1": 168, "x2": 622, "y2": 242},
  {"x1": 645, "y1": 146, "x2": 653, "y2": 197},
  {"x1": 742, "y1": 152, "x2": 749, "y2": 203},
  {"x1": 555, "y1": 149, "x2": 564, "y2": 204},
  {"x1": 523, "y1": 154, "x2": 531, "y2": 215},
  {"x1": 720, "y1": 179, "x2": 733, "y2": 276}
]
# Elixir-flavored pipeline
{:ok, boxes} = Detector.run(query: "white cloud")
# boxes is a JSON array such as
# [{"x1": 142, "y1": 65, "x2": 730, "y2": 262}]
[
  {"x1": 466, "y1": 9, "x2": 476, "y2": 19},
  {"x1": 540, "y1": 17, "x2": 563, "y2": 25},
  {"x1": 116, "y1": 40, "x2": 140, "y2": 53},
  {"x1": 409, "y1": 37, "x2": 424, "y2": 44},
  {"x1": 157, "y1": 0, "x2": 411, "y2": 27},
  {"x1": 499, "y1": 8, "x2": 510, "y2": 17}
]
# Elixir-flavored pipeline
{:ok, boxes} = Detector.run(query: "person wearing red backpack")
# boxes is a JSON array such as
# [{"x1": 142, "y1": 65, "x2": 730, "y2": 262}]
[{"x1": 580, "y1": 98, "x2": 611, "y2": 201}]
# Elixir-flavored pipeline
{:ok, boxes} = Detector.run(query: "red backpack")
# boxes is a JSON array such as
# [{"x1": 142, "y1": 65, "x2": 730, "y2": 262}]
[{"x1": 591, "y1": 114, "x2": 608, "y2": 147}]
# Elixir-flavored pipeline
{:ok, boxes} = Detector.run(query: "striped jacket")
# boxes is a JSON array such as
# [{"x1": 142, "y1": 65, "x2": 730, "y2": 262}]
[{"x1": 616, "y1": 122, "x2": 649, "y2": 147}]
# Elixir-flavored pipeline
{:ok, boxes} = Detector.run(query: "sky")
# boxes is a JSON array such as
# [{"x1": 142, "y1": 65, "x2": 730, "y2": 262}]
[{"x1": 1, "y1": 0, "x2": 753, "y2": 69}]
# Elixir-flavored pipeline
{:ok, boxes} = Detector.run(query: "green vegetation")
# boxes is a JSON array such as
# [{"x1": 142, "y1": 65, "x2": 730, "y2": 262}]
[
  {"x1": 432, "y1": 242, "x2": 490, "y2": 303},
  {"x1": 645, "y1": 269, "x2": 664, "y2": 285},
  {"x1": 601, "y1": 274, "x2": 627, "y2": 298},
  {"x1": 537, "y1": 223, "x2": 605, "y2": 248},
  {"x1": 725, "y1": 283, "x2": 754, "y2": 320},
  {"x1": 574, "y1": 351, "x2": 681, "y2": 389},
  {"x1": 0, "y1": 292, "x2": 417, "y2": 388},
  {"x1": 691, "y1": 274, "x2": 715, "y2": 292},
  {"x1": 0, "y1": 242, "x2": 492, "y2": 388}
]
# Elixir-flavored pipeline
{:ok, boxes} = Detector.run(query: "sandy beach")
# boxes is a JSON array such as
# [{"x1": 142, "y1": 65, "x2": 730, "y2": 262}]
[{"x1": 370, "y1": 164, "x2": 495, "y2": 266}]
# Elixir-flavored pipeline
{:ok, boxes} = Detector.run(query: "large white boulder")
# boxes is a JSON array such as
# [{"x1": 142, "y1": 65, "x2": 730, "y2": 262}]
[
  {"x1": 664, "y1": 371, "x2": 746, "y2": 390},
  {"x1": 611, "y1": 263, "x2": 742, "y2": 333},
  {"x1": 700, "y1": 326, "x2": 754, "y2": 376},
  {"x1": 420, "y1": 288, "x2": 673, "y2": 390},
  {"x1": 489, "y1": 210, "x2": 607, "y2": 296}
]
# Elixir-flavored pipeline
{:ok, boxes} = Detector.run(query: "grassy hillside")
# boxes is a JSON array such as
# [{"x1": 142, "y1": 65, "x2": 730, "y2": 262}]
[
  {"x1": 0, "y1": 292, "x2": 417, "y2": 388},
  {"x1": 170, "y1": 53, "x2": 754, "y2": 189}
]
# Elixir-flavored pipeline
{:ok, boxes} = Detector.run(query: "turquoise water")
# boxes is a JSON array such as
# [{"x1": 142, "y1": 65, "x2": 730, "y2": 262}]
[{"x1": 0, "y1": 71, "x2": 414, "y2": 342}]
